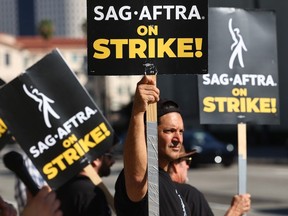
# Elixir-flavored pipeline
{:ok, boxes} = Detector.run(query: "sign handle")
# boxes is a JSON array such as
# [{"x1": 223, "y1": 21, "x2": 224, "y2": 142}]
[
  {"x1": 84, "y1": 165, "x2": 115, "y2": 213},
  {"x1": 237, "y1": 123, "x2": 247, "y2": 215},
  {"x1": 146, "y1": 74, "x2": 159, "y2": 216}
]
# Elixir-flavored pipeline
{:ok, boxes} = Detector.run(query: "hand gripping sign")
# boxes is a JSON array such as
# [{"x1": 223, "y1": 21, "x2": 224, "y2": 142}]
[{"x1": 0, "y1": 49, "x2": 117, "y2": 190}]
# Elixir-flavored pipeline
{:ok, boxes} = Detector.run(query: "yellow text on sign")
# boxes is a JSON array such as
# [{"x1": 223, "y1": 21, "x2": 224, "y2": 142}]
[
  {"x1": 203, "y1": 88, "x2": 277, "y2": 113},
  {"x1": 0, "y1": 118, "x2": 8, "y2": 138},
  {"x1": 93, "y1": 25, "x2": 203, "y2": 59},
  {"x1": 42, "y1": 122, "x2": 111, "y2": 180}
]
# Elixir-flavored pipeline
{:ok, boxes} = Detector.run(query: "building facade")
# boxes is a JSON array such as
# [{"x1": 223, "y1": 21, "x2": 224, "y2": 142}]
[
  {"x1": 0, "y1": 33, "x2": 87, "y2": 82},
  {"x1": 0, "y1": 0, "x2": 86, "y2": 38},
  {"x1": 0, "y1": 0, "x2": 18, "y2": 35},
  {"x1": 0, "y1": 33, "x2": 138, "y2": 118}
]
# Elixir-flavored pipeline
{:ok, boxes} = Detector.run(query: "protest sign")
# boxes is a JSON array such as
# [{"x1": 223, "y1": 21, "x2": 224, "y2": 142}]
[
  {"x1": 198, "y1": 7, "x2": 279, "y2": 200},
  {"x1": 198, "y1": 8, "x2": 279, "y2": 125},
  {"x1": 87, "y1": 0, "x2": 208, "y2": 75},
  {"x1": 0, "y1": 118, "x2": 8, "y2": 140},
  {"x1": 0, "y1": 118, "x2": 13, "y2": 148},
  {"x1": 0, "y1": 78, "x2": 12, "y2": 148},
  {"x1": 0, "y1": 49, "x2": 116, "y2": 189}
]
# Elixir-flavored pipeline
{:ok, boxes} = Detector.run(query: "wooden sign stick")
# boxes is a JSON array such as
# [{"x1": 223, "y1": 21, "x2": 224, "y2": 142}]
[
  {"x1": 84, "y1": 165, "x2": 115, "y2": 213},
  {"x1": 146, "y1": 74, "x2": 159, "y2": 216},
  {"x1": 237, "y1": 123, "x2": 247, "y2": 215}
]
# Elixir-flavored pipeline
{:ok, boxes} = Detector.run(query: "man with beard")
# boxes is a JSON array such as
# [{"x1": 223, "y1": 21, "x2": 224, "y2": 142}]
[{"x1": 56, "y1": 150, "x2": 115, "y2": 216}]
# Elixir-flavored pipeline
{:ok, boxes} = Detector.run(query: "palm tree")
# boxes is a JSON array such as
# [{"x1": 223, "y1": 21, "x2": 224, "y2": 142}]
[{"x1": 38, "y1": 19, "x2": 54, "y2": 39}]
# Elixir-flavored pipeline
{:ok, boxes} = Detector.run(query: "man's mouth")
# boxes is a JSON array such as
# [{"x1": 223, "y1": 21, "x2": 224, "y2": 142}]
[{"x1": 169, "y1": 141, "x2": 180, "y2": 148}]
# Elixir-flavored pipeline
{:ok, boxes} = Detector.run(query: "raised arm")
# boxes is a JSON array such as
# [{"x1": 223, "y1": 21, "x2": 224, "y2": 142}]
[{"x1": 123, "y1": 75, "x2": 159, "y2": 202}]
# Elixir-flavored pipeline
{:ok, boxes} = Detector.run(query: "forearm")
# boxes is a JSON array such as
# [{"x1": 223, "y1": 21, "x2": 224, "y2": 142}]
[
  {"x1": 123, "y1": 75, "x2": 159, "y2": 202},
  {"x1": 124, "y1": 112, "x2": 148, "y2": 201}
]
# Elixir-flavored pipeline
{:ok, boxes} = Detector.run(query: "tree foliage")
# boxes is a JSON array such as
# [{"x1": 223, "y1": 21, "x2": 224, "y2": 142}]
[{"x1": 38, "y1": 19, "x2": 54, "y2": 39}]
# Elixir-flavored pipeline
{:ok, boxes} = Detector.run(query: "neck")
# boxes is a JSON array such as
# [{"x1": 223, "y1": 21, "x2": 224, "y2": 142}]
[{"x1": 159, "y1": 160, "x2": 169, "y2": 171}]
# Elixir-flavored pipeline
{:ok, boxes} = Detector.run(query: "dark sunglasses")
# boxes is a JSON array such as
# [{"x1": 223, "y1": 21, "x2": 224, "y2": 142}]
[{"x1": 177, "y1": 157, "x2": 192, "y2": 166}]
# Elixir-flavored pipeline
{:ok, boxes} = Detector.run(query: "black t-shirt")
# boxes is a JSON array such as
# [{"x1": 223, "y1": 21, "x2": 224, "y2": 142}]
[
  {"x1": 114, "y1": 169, "x2": 191, "y2": 216},
  {"x1": 56, "y1": 175, "x2": 111, "y2": 216},
  {"x1": 174, "y1": 182, "x2": 214, "y2": 216}
]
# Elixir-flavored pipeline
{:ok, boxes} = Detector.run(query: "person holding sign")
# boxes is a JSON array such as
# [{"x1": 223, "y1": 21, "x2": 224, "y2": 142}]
[
  {"x1": 114, "y1": 76, "x2": 191, "y2": 215},
  {"x1": 14, "y1": 149, "x2": 115, "y2": 216},
  {"x1": 168, "y1": 146, "x2": 251, "y2": 216}
]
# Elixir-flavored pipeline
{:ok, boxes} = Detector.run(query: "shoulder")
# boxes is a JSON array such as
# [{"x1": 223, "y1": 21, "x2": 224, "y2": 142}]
[
  {"x1": 57, "y1": 175, "x2": 94, "y2": 195},
  {"x1": 175, "y1": 182, "x2": 200, "y2": 192},
  {"x1": 174, "y1": 182, "x2": 206, "y2": 201}
]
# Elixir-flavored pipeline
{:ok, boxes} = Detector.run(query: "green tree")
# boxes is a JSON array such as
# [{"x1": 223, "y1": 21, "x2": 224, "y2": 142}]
[{"x1": 38, "y1": 19, "x2": 54, "y2": 39}]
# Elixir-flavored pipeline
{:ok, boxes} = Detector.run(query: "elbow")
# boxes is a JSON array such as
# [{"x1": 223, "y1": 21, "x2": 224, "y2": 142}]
[{"x1": 125, "y1": 172, "x2": 147, "y2": 202}]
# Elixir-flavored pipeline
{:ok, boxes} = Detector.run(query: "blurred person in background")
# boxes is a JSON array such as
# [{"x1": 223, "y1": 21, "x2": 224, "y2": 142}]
[
  {"x1": 14, "y1": 148, "x2": 115, "y2": 216},
  {"x1": 56, "y1": 149, "x2": 115, "y2": 216},
  {"x1": 168, "y1": 146, "x2": 251, "y2": 216}
]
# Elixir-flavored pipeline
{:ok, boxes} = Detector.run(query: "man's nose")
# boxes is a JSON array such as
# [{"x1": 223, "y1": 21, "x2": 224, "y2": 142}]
[{"x1": 174, "y1": 131, "x2": 182, "y2": 140}]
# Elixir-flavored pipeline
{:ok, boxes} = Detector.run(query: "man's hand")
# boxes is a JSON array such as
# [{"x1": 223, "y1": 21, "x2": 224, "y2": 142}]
[
  {"x1": 133, "y1": 75, "x2": 159, "y2": 115},
  {"x1": 0, "y1": 196, "x2": 17, "y2": 216},
  {"x1": 22, "y1": 186, "x2": 62, "y2": 216},
  {"x1": 225, "y1": 193, "x2": 251, "y2": 216}
]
